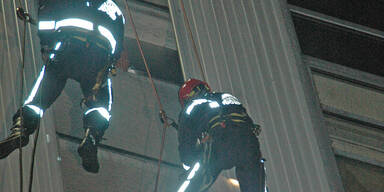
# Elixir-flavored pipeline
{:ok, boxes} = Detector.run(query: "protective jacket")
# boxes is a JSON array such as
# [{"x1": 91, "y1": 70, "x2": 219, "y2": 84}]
[
  {"x1": 177, "y1": 92, "x2": 265, "y2": 192},
  {"x1": 178, "y1": 92, "x2": 254, "y2": 165},
  {"x1": 38, "y1": 0, "x2": 125, "y2": 59}
]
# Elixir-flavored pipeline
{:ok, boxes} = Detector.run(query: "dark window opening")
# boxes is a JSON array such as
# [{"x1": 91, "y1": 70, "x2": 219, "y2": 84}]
[
  {"x1": 291, "y1": 13, "x2": 384, "y2": 77},
  {"x1": 118, "y1": 37, "x2": 184, "y2": 85},
  {"x1": 288, "y1": 0, "x2": 384, "y2": 32}
]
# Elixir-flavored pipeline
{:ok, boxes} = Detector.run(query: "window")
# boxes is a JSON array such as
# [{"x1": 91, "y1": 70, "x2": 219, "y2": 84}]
[
  {"x1": 291, "y1": 14, "x2": 384, "y2": 77},
  {"x1": 117, "y1": 38, "x2": 183, "y2": 84}
]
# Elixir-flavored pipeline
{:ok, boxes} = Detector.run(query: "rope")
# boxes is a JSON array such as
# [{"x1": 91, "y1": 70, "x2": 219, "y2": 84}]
[
  {"x1": 179, "y1": 0, "x2": 207, "y2": 82},
  {"x1": 28, "y1": 120, "x2": 41, "y2": 192},
  {"x1": 28, "y1": 56, "x2": 46, "y2": 192},
  {"x1": 123, "y1": 1, "x2": 170, "y2": 192},
  {"x1": 18, "y1": 9, "x2": 28, "y2": 192},
  {"x1": 15, "y1": 3, "x2": 41, "y2": 191}
]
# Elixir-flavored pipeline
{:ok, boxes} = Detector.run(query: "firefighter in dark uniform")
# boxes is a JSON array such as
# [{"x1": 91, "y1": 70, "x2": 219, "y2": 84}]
[
  {"x1": 176, "y1": 79, "x2": 265, "y2": 192},
  {"x1": 0, "y1": 0, "x2": 124, "y2": 173}
]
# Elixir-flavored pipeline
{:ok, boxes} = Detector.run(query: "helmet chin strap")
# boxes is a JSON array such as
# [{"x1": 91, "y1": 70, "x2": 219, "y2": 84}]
[
  {"x1": 184, "y1": 89, "x2": 209, "y2": 106},
  {"x1": 195, "y1": 89, "x2": 209, "y2": 98},
  {"x1": 194, "y1": 84, "x2": 210, "y2": 97}
]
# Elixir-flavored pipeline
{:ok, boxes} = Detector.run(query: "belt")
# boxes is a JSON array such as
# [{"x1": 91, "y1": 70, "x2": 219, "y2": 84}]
[{"x1": 208, "y1": 112, "x2": 250, "y2": 129}]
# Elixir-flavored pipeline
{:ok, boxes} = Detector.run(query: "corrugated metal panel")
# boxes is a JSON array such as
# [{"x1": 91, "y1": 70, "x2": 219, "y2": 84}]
[
  {"x1": 169, "y1": 0, "x2": 344, "y2": 191},
  {"x1": 0, "y1": 0, "x2": 64, "y2": 191}
]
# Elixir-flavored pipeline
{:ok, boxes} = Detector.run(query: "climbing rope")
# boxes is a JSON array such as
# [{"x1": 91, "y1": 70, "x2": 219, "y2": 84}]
[
  {"x1": 16, "y1": 4, "x2": 28, "y2": 192},
  {"x1": 123, "y1": 1, "x2": 170, "y2": 192},
  {"x1": 16, "y1": 3, "x2": 40, "y2": 192},
  {"x1": 28, "y1": 59, "x2": 45, "y2": 192},
  {"x1": 179, "y1": 0, "x2": 207, "y2": 82}
]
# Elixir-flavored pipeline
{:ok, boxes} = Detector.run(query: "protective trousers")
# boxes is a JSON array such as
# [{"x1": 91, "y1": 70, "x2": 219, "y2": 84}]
[
  {"x1": 20, "y1": 38, "x2": 113, "y2": 137},
  {"x1": 181, "y1": 123, "x2": 265, "y2": 192}
]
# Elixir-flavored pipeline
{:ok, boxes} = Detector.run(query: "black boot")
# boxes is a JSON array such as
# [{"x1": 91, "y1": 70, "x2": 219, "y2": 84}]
[
  {"x1": 77, "y1": 128, "x2": 100, "y2": 173},
  {"x1": 78, "y1": 108, "x2": 109, "y2": 173},
  {"x1": 0, "y1": 106, "x2": 40, "y2": 159}
]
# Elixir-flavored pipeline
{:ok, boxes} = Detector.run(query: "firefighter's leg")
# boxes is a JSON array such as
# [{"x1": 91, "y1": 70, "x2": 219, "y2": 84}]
[
  {"x1": 235, "y1": 132, "x2": 265, "y2": 192},
  {"x1": 78, "y1": 75, "x2": 112, "y2": 173},
  {"x1": 236, "y1": 160, "x2": 265, "y2": 192},
  {"x1": 178, "y1": 165, "x2": 221, "y2": 192},
  {"x1": 177, "y1": 141, "x2": 222, "y2": 192},
  {"x1": 0, "y1": 63, "x2": 67, "y2": 159}
]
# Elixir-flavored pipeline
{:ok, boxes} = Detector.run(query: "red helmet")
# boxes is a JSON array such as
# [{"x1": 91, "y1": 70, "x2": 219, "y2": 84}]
[{"x1": 178, "y1": 79, "x2": 211, "y2": 106}]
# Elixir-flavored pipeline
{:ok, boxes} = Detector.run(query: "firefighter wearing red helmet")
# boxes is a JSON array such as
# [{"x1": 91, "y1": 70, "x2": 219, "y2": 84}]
[{"x1": 176, "y1": 79, "x2": 266, "y2": 192}]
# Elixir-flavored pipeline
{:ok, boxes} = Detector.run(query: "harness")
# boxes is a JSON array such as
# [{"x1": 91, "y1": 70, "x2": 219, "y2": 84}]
[
  {"x1": 208, "y1": 112, "x2": 250, "y2": 129},
  {"x1": 41, "y1": 33, "x2": 116, "y2": 108},
  {"x1": 200, "y1": 110, "x2": 261, "y2": 145}
]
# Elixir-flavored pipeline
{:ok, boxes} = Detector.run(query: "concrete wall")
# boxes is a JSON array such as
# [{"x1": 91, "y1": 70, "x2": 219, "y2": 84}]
[
  {"x1": 118, "y1": 0, "x2": 176, "y2": 50},
  {"x1": 52, "y1": 71, "x2": 184, "y2": 192},
  {"x1": 305, "y1": 56, "x2": 384, "y2": 191},
  {"x1": 335, "y1": 155, "x2": 384, "y2": 192},
  {"x1": 314, "y1": 74, "x2": 384, "y2": 122},
  {"x1": 304, "y1": 56, "x2": 384, "y2": 168}
]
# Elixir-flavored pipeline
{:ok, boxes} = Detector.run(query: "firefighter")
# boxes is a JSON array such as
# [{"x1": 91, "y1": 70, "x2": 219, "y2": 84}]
[
  {"x1": 0, "y1": 0, "x2": 125, "y2": 173},
  {"x1": 176, "y1": 79, "x2": 265, "y2": 192}
]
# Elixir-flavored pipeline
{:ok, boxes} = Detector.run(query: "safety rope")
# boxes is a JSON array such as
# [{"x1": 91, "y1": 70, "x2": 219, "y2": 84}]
[
  {"x1": 28, "y1": 117, "x2": 41, "y2": 192},
  {"x1": 179, "y1": 0, "x2": 207, "y2": 82},
  {"x1": 15, "y1": 3, "x2": 41, "y2": 191},
  {"x1": 28, "y1": 55, "x2": 45, "y2": 192},
  {"x1": 17, "y1": 4, "x2": 28, "y2": 192},
  {"x1": 122, "y1": 1, "x2": 170, "y2": 192}
]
